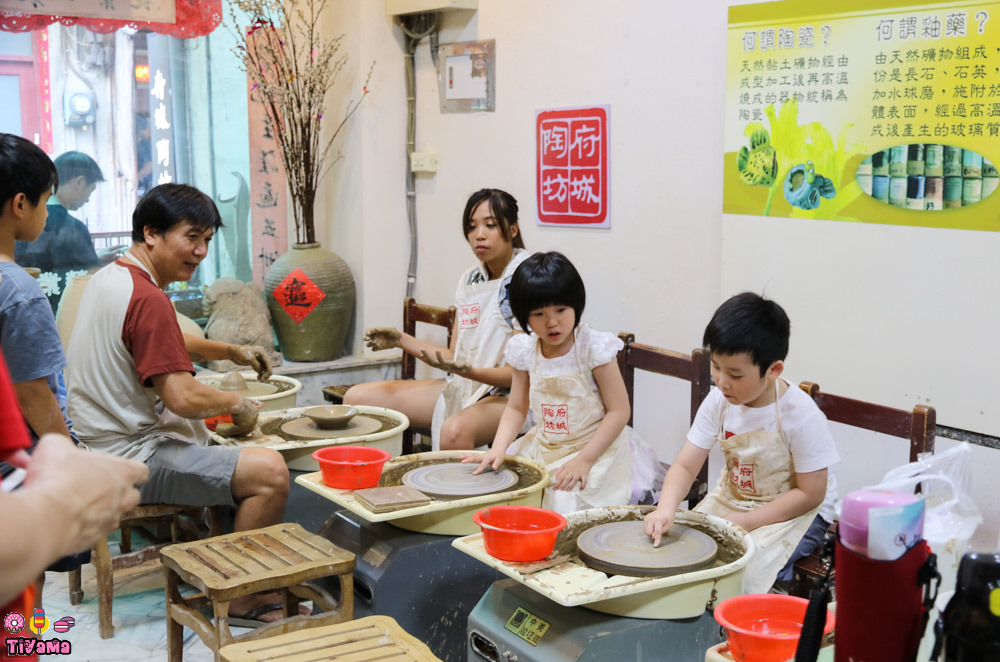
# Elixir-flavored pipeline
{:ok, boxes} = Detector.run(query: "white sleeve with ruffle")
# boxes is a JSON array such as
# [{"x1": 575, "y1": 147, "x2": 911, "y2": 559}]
[
  {"x1": 504, "y1": 333, "x2": 535, "y2": 371},
  {"x1": 578, "y1": 325, "x2": 624, "y2": 370}
]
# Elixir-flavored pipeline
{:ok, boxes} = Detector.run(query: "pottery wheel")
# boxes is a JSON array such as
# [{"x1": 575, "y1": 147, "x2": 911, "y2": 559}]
[
  {"x1": 280, "y1": 414, "x2": 382, "y2": 440},
  {"x1": 576, "y1": 521, "x2": 718, "y2": 577},
  {"x1": 401, "y1": 463, "x2": 518, "y2": 500}
]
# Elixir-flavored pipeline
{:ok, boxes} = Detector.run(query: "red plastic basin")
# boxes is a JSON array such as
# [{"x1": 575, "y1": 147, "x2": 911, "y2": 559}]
[
  {"x1": 473, "y1": 505, "x2": 567, "y2": 562},
  {"x1": 312, "y1": 446, "x2": 390, "y2": 490},
  {"x1": 714, "y1": 593, "x2": 835, "y2": 662}
]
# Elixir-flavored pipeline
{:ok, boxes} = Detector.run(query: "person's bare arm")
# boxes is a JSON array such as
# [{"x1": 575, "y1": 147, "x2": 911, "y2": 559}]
[
  {"x1": 12, "y1": 378, "x2": 71, "y2": 437},
  {"x1": 726, "y1": 468, "x2": 828, "y2": 532},
  {"x1": 0, "y1": 435, "x2": 147, "y2": 604},
  {"x1": 551, "y1": 360, "x2": 630, "y2": 491},
  {"x1": 182, "y1": 334, "x2": 272, "y2": 381},
  {"x1": 151, "y1": 370, "x2": 242, "y2": 419},
  {"x1": 467, "y1": 367, "x2": 530, "y2": 473},
  {"x1": 643, "y1": 441, "x2": 710, "y2": 546}
]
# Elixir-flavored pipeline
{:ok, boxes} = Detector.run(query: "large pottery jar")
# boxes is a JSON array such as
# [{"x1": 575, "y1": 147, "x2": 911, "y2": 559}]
[{"x1": 264, "y1": 242, "x2": 355, "y2": 362}]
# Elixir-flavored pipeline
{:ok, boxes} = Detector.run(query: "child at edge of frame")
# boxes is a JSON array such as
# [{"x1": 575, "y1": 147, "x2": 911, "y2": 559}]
[
  {"x1": 464, "y1": 250, "x2": 662, "y2": 514},
  {"x1": 643, "y1": 291, "x2": 841, "y2": 594}
]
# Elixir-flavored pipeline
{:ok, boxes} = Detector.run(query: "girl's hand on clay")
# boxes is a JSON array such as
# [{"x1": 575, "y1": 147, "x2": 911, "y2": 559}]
[
  {"x1": 465, "y1": 447, "x2": 505, "y2": 474},
  {"x1": 363, "y1": 327, "x2": 402, "y2": 351},
  {"x1": 226, "y1": 345, "x2": 272, "y2": 381},
  {"x1": 552, "y1": 455, "x2": 595, "y2": 492},
  {"x1": 419, "y1": 350, "x2": 470, "y2": 375},
  {"x1": 216, "y1": 397, "x2": 260, "y2": 438}
]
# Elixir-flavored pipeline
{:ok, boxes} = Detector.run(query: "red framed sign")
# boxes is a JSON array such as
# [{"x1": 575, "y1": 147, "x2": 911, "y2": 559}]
[{"x1": 536, "y1": 105, "x2": 609, "y2": 227}]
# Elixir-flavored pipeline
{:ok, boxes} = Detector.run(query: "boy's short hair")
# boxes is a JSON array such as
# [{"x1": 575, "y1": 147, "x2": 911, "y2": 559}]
[
  {"x1": 53, "y1": 151, "x2": 104, "y2": 185},
  {"x1": 703, "y1": 291, "x2": 790, "y2": 376},
  {"x1": 509, "y1": 251, "x2": 586, "y2": 332},
  {"x1": 461, "y1": 188, "x2": 525, "y2": 249},
  {"x1": 131, "y1": 183, "x2": 223, "y2": 243},
  {"x1": 0, "y1": 133, "x2": 58, "y2": 208}
]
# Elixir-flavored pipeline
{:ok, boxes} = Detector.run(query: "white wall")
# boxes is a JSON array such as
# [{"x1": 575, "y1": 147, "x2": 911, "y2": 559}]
[{"x1": 313, "y1": 0, "x2": 998, "y2": 550}]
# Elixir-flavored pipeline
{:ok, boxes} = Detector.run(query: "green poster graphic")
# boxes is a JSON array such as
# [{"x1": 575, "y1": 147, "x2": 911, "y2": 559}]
[{"x1": 725, "y1": 0, "x2": 1000, "y2": 231}]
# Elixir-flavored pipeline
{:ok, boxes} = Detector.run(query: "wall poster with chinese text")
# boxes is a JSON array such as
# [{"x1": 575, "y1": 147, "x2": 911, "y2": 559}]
[
  {"x1": 725, "y1": 0, "x2": 1000, "y2": 232},
  {"x1": 536, "y1": 105, "x2": 609, "y2": 228}
]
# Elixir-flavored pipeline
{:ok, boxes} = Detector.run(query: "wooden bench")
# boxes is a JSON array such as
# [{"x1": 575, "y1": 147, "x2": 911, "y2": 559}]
[
  {"x1": 616, "y1": 333, "x2": 712, "y2": 505},
  {"x1": 161, "y1": 523, "x2": 355, "y2": 662}
]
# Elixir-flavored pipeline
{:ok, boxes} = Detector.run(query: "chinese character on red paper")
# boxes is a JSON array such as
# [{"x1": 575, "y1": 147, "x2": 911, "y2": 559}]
[
  {"x1": 729, "y1": 460, "x2": 757, "y2": 494},
  {"x1": 460, "y1": 303, "x2": 480, "y2": 330},
  {"x1": 542, "y1": 404, "x2": 570, "y2": 435},
  {"x1": 536, "y1": 106, "x2": 609, "y2": 227},
  {"x1": 272, "y1": 268, "x2": 325, "y2": 323}
]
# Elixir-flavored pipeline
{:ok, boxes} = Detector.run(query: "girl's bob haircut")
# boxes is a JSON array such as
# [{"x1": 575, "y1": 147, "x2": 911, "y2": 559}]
[{"x1": 509, "y1": 251, "x2": 585, "y2": 332}]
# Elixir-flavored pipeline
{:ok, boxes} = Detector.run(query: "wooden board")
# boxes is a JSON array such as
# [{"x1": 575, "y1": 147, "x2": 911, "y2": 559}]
[{"x1": 354, "y1": 485, "x2": 432, "y2": 513}]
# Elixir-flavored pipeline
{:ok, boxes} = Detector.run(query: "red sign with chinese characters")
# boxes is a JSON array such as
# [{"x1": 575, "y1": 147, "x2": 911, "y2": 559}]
[
  {"x1": 536, "y1": 106, "x2": 609, "y2": 227},
  {"x1": 272, "y1": 268, "x2": 325, "y2": 324}
]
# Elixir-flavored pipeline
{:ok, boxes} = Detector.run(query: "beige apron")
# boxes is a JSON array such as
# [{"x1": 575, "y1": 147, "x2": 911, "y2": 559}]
[
  {"x1": 430, "y1": 249, "x2": 529, "y2": 449},
  {"x1": 508, "y1": 332, "x2": 631, "y2": 514},
  {"x1": 694, "y1": 380, "x2": 820, "y2": 594}
]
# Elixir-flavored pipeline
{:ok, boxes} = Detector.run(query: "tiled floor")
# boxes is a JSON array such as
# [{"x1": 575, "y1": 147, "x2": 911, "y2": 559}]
[{"x1": 37, "y1": 561, "x2": 254, "y2": 661}]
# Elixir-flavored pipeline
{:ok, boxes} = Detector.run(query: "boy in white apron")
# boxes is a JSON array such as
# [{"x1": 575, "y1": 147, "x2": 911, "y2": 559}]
[{"x1": 643, "y1": 292, "x2": 840, "y2": 594}]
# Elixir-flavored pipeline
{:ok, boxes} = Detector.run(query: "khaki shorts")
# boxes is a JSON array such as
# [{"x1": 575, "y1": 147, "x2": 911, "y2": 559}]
[{"x1": 139, "y1": 440, "x2": 240, "y2": 507}]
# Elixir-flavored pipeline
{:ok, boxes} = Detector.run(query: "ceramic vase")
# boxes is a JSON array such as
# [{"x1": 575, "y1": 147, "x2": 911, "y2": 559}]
[{"x1": 264, "y1": 242, "x2": 355, "y2": 362}]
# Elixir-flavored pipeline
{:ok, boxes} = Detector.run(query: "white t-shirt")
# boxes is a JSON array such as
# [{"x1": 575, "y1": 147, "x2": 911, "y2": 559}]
[{"x1": 689, "y1": 377, "x2": 840, "y2": 522}]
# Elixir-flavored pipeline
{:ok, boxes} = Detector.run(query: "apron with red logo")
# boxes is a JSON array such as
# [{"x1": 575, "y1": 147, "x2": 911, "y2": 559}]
[
  {"x1": 694, "y1": 380, "x2": 820, "y2": 593},
  {"x1": 430, "y1": 249, "x2": 529, "y2": 449},
  {"x1": 508, "y1": 332, "x2": 631, "y2": 513}
]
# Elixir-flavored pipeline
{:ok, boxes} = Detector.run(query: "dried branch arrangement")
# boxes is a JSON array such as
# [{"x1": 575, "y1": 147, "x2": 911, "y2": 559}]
[{"x1": 229, "y1": 0, "x2": 373, "y2": 245}]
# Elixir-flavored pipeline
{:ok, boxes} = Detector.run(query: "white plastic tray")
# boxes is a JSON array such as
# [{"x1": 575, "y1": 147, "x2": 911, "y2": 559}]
[
  {"x1": 452, "y1": 506, "x2": 755, "y2": 619},
  {"x1": 294, "y1": 451, "x2": 548, "y2": 535}
]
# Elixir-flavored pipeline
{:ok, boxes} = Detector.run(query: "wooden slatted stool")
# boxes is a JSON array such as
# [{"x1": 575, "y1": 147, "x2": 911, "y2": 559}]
[
  {"x1": 161, "y1": 523, "x2": 355, "y2": 662},
  {"x1": 219, "y1": 615, "x2": 441, "y2": 662}
]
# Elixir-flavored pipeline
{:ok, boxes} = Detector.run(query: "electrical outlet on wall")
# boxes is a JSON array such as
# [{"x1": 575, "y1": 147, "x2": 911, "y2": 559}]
[{"x1": 410, "y1": 151, "x2": 439, "y2": 173}]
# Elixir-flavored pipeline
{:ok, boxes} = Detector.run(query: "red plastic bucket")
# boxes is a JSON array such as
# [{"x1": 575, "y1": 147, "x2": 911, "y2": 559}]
[
  {"x1": 312, "y1": 446, "x2": 390, "y2": 490},
  {"x1": 473, "y1": 505, "x2": 567, "y2": 562},
  {"x1": 714, "y1": 593, "x2": 835, "y2": 662}
]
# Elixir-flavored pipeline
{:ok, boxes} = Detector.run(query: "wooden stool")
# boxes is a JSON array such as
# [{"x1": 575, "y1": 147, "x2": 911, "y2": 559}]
[
  {"x1": 160, "y1": 523, "x2": 355, "y2": 662},
  {"x1": 219, "y1": 615, "x2": 441, "y2": 662}
]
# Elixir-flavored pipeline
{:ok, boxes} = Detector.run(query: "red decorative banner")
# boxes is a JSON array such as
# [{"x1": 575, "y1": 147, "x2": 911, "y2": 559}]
[
  {"x1": 536, "y1": 105, "x2": 610, "y2": 227},
  {"x1": 247, "y1": 28, "x2": 289, "y2": 290},
  {"x1": 272, "y1": 268, "x2": 324, "y2": 324}
]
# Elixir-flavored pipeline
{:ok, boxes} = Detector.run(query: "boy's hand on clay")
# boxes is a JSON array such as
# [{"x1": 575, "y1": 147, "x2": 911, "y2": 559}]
[
  {"x1": 226, "y1": 345, "x2": 272, "y2": 381},
  {"x1": 363, "y1": 327, "x2": 401, "y2": 351},
  {"x1": 642, "y1": 507, "x2": 676, "y2": 548},
  {"x1": 216, "y1": 397, "x2": 260, "y2": 438},
  {"x1": 419, "y1": 350, "x2": 470, "y2": 375}
]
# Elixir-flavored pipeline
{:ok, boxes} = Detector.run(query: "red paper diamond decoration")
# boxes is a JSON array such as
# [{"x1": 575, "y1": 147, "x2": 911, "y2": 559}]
[{"x1": 272, "y1": 268, "x2": 326, "y2": 324}]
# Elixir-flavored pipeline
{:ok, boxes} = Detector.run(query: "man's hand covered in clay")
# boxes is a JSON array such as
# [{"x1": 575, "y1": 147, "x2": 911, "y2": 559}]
[
  {"x1": 215, "y1": 397, "x2": 260, "y2": 438},
  {"x1": 419, "y1": 350, "x2": 471, "y2": 375},
  {"x1": 363, "y1": 327, "x2": 402, "y2": 351},
  {"x1": 226, "y1": 345, "x2": 272, "y2": 381}
]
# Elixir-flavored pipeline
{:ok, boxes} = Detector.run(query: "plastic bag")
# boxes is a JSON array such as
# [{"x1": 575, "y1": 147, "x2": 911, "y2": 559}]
[{"x1": 867, "y1": 443, "x2": 982, "y2": 593}]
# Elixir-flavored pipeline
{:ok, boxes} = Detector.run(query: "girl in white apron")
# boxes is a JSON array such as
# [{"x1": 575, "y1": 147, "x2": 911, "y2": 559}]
[
  {"x1": 344, "y1": 189, "x2": 531, "y2": 451},
  {"x1": 643, "y1": 292, "x2": 839, "y2": 594},
  {"x1": 467, "y1": 252, "x2": 661, "y2": 514}
]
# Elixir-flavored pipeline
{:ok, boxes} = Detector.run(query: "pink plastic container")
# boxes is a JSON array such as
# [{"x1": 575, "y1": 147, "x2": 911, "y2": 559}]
[{"x1": 840, "y1": 489, "x2": 921, "y2": 556}]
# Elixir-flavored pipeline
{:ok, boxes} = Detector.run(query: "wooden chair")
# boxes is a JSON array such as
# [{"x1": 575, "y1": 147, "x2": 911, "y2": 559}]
[
  {"x1": 161, "y1": 523, "x2": 355, "y2": 662},
  {"x1": 323, "y1": 298, "x2": 456, "y2": 453},
  {"x1": 616, "y1": 333, "x2": 713, "y2": 506},
  {"x1": 789, "y1": 381, "x2": 937, "y2": 598},
  {"x1": 67, "y1": 504, "x2": 222, "y2": 639}
]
